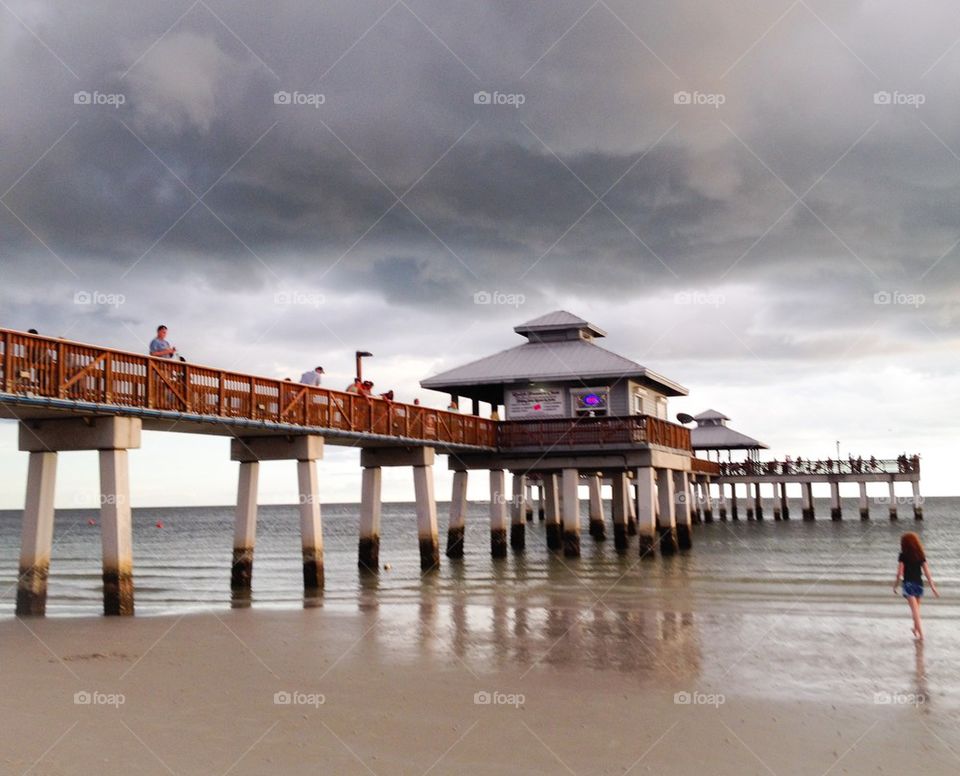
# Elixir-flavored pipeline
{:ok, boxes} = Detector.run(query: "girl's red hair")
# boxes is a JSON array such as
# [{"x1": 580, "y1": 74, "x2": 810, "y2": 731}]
[{"x1": 901, "y1": 532, "x2": 925, "y2": 564}]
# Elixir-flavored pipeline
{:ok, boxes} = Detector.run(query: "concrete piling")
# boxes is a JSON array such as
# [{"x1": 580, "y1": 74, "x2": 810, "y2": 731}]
[
  {"x1": 718, "y1": 482, "x2": 728, "y2": 521},
  {"x1": 635, "y1": 467, "x2": 657, "y2": 558},
  {"x1": 858, "y1": 481, "x2": 869, "y2": 520},
  {"x1": 702, "y1": 478, "x2": 714, "y2": 522},
  {"x1": 99, "y1": 449, "x2": 134, "y2": 615},
  {"x1": 297, "y1": 459, "x2": 324, "y2": 592},
  {"x1": 230, "y1": 435, "x2": 325, "y2": 594},
  {"x1": 656, "y1": 469, "x2": 678, "y2": 555},
  {"x1": 626, "y1": 482, "x2": 638, "y2": 535},
  {"x1": 446, "y1": 469, "x2": 468, "y2": 559},
  {"x1": 754, "y1": 482, "x2": 763, "y2": 521},
  {"x1": 691, "y1": 479, "x2": 702, "y2": 525},
  {"x1": 561, "y1": 468, "x2": 581, "y2": 558},
  {"x1": 16, "y1": 451, "x2": 58, "y2": 617},
  {"x1": 232, "y1": 461, "x2": 259, "y2": 591},
  {"x1": 587, "y1": 474, "x2": 606, "y2": 540},
  {"x1": 610, "y1": 471, "x2": 630, "y2": 555},
  {"x1": 802, "y1": 482, "x2": 815, "y2": 520},
  {"x1": 413, "y1": 464, "x2": 440, "y2": 571},
  {"x1": 489, "y1": 469, "x2": 509, "y2": 558},
  {"x1": 543, "y1": 473, "x2": 562, "y2": 551},
  {"x1": 830, "y1": 481, "x2": 841, "y2": 520},
  {"x1": 510, "y1": 472, "x2": 526, "y2": 551},
  {"x1": 730, "y1": 482, "x2": 739, "y2": 520},
  {"x1": 537, "y1": 485, "x2": 545, "y2": 520},
  {"x1": 888, "y1": 480, "x2": 898, "y2": 520},
  {"x1": 913, "y1": 481, "x2": 923, "y2": 520},
  {"x1": 674, "y1": 471, "x2": 693, "y2": 550},
  {"x1": 780, "y1": 482, "x2": 790, "y2": 520},
  {"x1": 359, "y1": 466, "x2": 383, "y2": 570}
]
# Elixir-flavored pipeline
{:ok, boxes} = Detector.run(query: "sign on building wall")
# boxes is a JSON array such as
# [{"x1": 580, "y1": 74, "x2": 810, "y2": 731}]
[{"x1": 506, "y1": 387, "x2": 565, "y2": 419}]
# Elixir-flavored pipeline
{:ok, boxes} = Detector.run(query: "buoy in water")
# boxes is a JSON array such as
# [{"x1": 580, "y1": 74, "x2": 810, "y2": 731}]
[
  {"x1": 87, "y1": 518, "x2": 96, "y2": 526},
  {"x1": 383, "y1": 562, "x2": 392, "y2": 571},
  {"x1": 155, "y1": 520, "x2": 164, "y2": 528}
]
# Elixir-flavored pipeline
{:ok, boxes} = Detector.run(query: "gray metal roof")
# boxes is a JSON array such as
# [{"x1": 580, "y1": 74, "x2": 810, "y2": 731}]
[
  {"x1": 693, "y1": 408, "x2": 730, "y2": 421},
  {"x1": 421, "y1": 335, "x2": 688, "y2": 397},
  {"x1": 691, "y1": 424, "x2": 767, "y2": 450},
  {"x1": 514, "y1": 310, "x2": 607, "y2": 338}
]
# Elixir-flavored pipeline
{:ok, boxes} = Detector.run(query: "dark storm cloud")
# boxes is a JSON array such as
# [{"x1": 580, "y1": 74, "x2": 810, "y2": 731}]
[{"x1": 1, "y1": 0, "x2": 959, "y2": 354}]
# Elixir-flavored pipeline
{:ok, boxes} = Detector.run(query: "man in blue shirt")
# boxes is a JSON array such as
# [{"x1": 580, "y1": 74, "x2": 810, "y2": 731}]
[{"x1": 149, "y1": 325, "x2": 176, "y2": 358}]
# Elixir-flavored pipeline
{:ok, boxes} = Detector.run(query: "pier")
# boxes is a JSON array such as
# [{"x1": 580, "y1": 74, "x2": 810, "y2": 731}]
[{"x1": 0, "y1": 314, "x2": 922, "y2": 617}]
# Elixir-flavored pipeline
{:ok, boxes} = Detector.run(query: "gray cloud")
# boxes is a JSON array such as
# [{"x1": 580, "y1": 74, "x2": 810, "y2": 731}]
[{"x1": 1, "y1": 1, "x2": 959, "y2": 499}]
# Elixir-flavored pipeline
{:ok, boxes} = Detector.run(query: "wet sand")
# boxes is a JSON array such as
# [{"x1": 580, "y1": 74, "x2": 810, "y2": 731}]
[{"x1": 2, "y1": 605, "x2": 958, "y2": 775}]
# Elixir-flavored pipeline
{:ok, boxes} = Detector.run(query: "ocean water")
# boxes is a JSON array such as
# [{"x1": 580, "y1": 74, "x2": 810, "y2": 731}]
[{"x1": 1, "y1": 497, "x2": 958, "y2": 704}]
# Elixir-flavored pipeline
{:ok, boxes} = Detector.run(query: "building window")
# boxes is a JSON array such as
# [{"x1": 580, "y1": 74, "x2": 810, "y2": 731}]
[
  {"x1": 656, "y1": 396, "x2": 667, "y2": 419},
  {"x1": 632, "y1": 389, "x2": 647, "y2": 415}
]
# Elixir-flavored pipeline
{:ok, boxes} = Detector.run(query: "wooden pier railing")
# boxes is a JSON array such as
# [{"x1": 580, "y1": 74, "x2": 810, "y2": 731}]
[
  {"x1": 719, "y1": 457, "x2": 920, "y2": 477},
  {"x1": 497, "y1": 414, "x2": 692, "y2": 452},
  {"x1": 0, "y1": 329, "x2": 497, "y2": 448}
]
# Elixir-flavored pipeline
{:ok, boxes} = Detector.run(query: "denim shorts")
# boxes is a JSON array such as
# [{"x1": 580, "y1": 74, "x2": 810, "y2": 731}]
[{"x1": 902, "y1": 581, "x2": 924, "y2": 598}]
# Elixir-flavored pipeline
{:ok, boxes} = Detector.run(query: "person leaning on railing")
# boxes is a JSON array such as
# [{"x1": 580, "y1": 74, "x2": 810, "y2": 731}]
[{"x1": 149, "y1": 325, "x2": 176, "y2": 358}]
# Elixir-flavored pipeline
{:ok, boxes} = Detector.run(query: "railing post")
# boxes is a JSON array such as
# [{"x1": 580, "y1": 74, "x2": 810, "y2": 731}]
[
  {"x1": 57, "y1": 341, "x2": 66, "y2": 398},
  {"x1": 103, "y1": 353, "x2": 113, "y2": 404},
  {"x1": 182, "y1": 364, "x2": 190, "y2": 412},
  {"x1": 4, "y1": 331, "x2": 13, "y2": 393}
]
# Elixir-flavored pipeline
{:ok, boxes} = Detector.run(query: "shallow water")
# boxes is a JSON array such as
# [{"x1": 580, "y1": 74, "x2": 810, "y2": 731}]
[{"x1": 1, "y1": 497, "x2": 957, "y2": 705}]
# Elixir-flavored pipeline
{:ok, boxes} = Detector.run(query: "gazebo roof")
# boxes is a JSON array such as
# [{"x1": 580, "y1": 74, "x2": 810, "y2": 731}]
[
  {"x1": 689, "y1": 409, "x2": 767, "y2": 450},
  {"x1": 693, "y1": 408, "x2": 730, "y2": 421},
  {"x1": 420, "y1": 311, "x2": 688, "y2": 402},
  {"x1": 691, "y1": 425, "x2": 768, "y2": 450}
]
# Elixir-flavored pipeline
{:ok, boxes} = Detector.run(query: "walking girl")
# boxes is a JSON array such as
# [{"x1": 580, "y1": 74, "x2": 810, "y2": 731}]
[{"x1": 894, "y1": 532, "x2": 940, "y2": 640}]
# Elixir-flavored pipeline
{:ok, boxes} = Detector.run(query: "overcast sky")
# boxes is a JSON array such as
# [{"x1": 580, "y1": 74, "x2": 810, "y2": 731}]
[{"x1": 1, "y1": 1, "x2": 958, "y2": 507}]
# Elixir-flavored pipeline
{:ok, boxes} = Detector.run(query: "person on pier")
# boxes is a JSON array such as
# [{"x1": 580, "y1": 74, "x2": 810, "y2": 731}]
[
  {"x1": 894, "y1": 532, "x2": 940, "y2": 641},
  {"x1": 149, "y1": 325, "x2": 177, "y2": 358},
  {"x1": 299, "y1": 366, "x2": 324, "y2": 386}
]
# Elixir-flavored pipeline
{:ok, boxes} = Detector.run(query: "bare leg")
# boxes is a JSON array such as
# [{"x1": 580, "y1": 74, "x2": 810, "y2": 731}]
[{"x1": 907, "y1": 596, "x2": 923, "y2": 640}]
